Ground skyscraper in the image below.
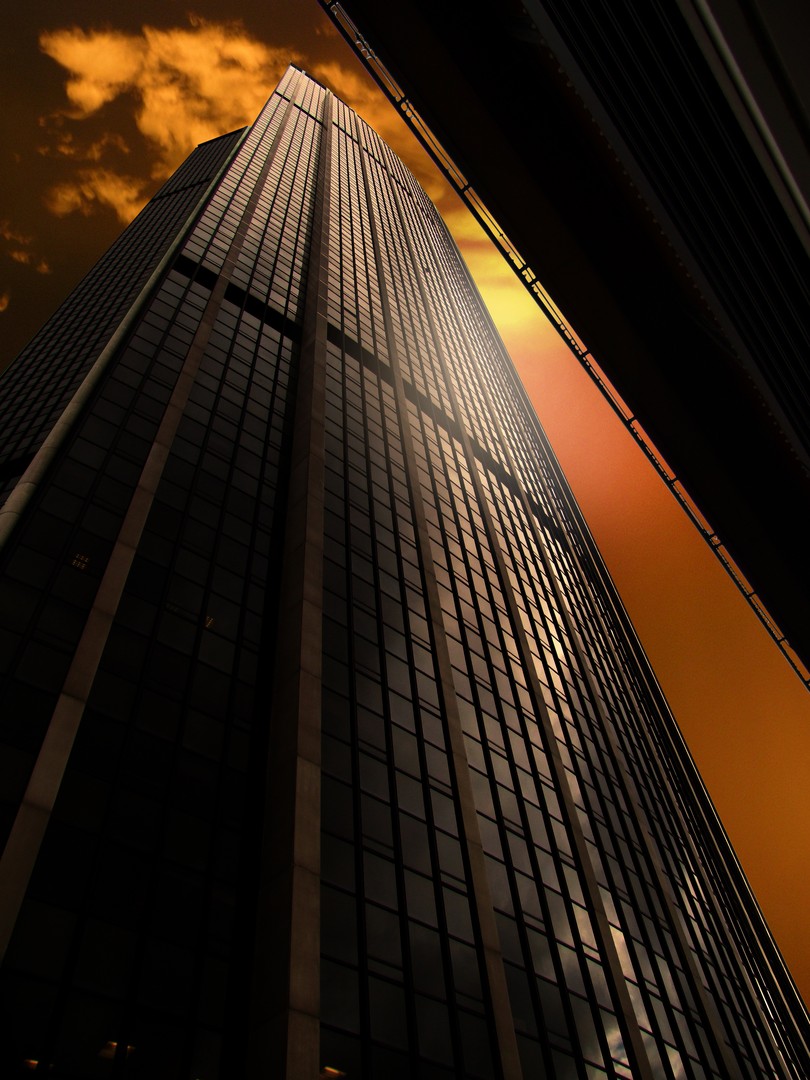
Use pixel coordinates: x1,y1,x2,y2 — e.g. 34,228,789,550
0,63,807,1080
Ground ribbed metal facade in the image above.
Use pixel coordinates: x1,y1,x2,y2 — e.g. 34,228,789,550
0,66,807,1079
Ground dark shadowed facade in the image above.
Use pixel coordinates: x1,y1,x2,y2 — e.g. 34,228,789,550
0,67,808,1079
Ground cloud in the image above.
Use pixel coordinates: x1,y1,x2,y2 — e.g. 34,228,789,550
38,129,130,161
1,221,32,246
40,19,297,180
315,17,339,38
0,293,10,313
1,219,50,272
45,169,147,223
37,20,451,228
39,28,145,115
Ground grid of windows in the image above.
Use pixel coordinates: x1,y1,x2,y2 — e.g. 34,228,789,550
0,130,245,507
0,65,807,1080
0,70,314,1079
393,141,803,1078
320,335,498,1078
398,165,796,1078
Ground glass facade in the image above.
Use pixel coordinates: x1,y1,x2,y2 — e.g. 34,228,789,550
0,66,807,1079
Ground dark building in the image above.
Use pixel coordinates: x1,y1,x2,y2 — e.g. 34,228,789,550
0,66,808,1079
320,0,810,682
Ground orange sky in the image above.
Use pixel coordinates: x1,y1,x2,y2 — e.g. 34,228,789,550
1,1,808,1004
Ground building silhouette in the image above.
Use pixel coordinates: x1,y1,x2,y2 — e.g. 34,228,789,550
0,66,808,1078
321,0,810,682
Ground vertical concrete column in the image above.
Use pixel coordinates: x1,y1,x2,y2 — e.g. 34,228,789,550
247,89,333,1079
